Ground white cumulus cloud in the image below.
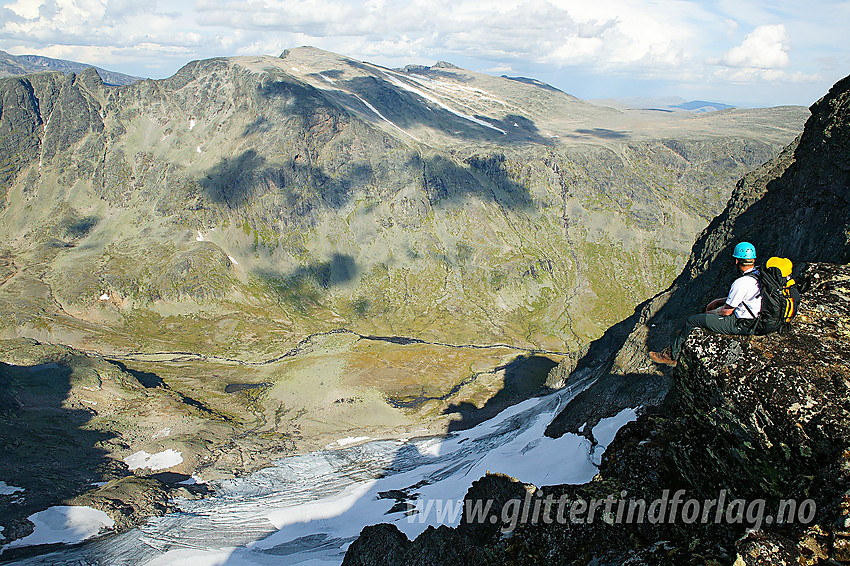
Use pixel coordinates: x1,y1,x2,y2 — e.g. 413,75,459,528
190,0,701,73
712,23,824,86
1,0,205,67
721,24,790,69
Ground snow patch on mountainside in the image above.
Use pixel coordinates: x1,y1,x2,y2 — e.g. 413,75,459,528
0,481,24,495
123,449,183,471
1,506,114,552
380,70,507,135
351,93,420,142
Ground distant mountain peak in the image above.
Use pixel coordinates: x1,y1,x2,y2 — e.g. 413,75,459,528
398,61,461,74
592,96,735,113
0,50,142,86
671,100,735,112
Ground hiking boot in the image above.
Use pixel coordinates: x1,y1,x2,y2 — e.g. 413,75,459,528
649,348,677,367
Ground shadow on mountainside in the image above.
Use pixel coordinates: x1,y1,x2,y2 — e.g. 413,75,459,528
242,116,273,136
199,145,535,217
0,357,117,561
63,215,99,239
199,150,373,212
200,150,267,208
491,114,549,142
258,79,333,117
416,152,535,208
571,128,630,140
254,253,359,314
339,75,556,146
444,355,558,432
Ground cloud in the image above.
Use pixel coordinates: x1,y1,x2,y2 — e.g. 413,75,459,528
1,0,207,66
3,1,189,44
189,0,697,73
710,23,822,85
38,0,58,19
720,24,789,69
0,6,25,24
0,0,736,77
714,66,822,85
0,0,844,105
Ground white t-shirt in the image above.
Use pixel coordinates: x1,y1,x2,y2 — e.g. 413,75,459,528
726,269,762,319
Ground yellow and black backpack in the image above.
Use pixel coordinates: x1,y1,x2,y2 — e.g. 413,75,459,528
743,257,800,335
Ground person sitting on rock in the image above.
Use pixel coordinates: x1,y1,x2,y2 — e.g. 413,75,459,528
649,242,762,367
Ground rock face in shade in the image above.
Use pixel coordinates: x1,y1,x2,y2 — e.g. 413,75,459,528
343,74,850,565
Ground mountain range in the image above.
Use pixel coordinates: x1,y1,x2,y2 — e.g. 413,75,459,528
0,46,807,354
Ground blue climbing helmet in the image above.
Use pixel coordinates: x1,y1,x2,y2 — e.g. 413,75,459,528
732,242,757,260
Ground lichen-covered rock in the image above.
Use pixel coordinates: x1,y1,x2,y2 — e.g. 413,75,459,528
733,530,800,565
674,262,850,501
798,524,831,565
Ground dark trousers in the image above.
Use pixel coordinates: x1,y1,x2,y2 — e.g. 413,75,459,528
671,313,753,359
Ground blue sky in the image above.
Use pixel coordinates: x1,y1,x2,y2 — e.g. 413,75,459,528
1,0,848,107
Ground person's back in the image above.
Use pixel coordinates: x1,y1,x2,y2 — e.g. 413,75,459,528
729,266,762,320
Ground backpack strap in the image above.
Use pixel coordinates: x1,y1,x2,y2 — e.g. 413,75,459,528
739,302,759,335
744,271,762,298
740,271,761,334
